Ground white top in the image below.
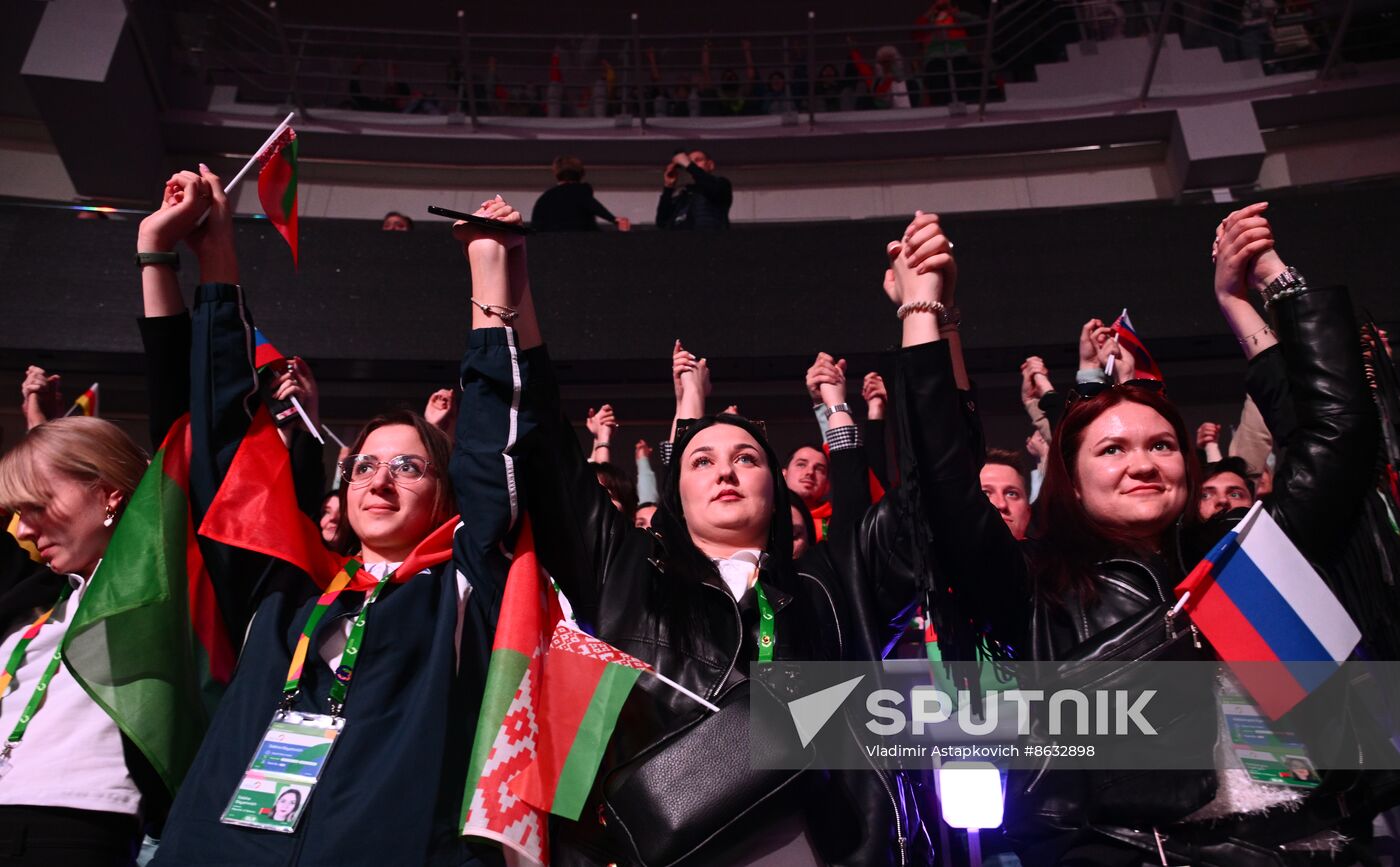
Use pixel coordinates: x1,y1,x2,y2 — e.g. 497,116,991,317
713,550,765,602
0,570,142,815
318,561,471,672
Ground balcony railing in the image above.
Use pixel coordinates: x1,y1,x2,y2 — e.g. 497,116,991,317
178,0,1400,125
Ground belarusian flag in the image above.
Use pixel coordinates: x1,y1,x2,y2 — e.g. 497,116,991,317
62,415,236,794
461,517,561,865
69,382,99,417
197,403,457,592
197,405,343,587
257,127,298,267
510,622,649,820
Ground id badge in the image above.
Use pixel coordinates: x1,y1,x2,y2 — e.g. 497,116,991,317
220,711,345,832
1221,692,1320,789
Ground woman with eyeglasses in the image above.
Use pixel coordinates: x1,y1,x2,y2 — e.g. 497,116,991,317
896,204,1386,865
451,202,976,866
141,174,510,866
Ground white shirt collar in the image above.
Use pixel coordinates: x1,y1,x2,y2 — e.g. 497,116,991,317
711,549,765,602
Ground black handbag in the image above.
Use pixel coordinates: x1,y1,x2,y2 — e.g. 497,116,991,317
1006,601,1219,856
600,678,814,867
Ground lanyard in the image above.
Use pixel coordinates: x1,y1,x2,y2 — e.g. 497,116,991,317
754,581,776,663
0,582,76,755
280,561,391,717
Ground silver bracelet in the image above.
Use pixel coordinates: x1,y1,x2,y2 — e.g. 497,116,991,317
469,297,519,322
1259,267,1308,310
897,299,945,320
1238,324,1274,348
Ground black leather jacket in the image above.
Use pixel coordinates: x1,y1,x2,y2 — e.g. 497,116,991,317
909,286,1380,864
515,344,952,866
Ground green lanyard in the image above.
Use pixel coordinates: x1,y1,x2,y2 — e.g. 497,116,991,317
0,582,76,758
281,568,391,718
754,581,776,663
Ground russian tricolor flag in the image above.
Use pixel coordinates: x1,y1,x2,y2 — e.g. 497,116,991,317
1111,308,1164,382
253,328,285,371
1176,502,1360,719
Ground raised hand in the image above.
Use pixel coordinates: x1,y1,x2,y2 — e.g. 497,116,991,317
862,372,888,420
138,170,212,254
672,340,697,402
270,357,320,428
1026,430,1048,461
807,352,847,408
672,340,709,420
21,365,62,429
1196,422,1220,450
586,404,618,442
1213,202,1283,302
185,164,238,284
1078,319,1112,370
423,388,458,432
1196,421,1223,462
1020,356,1051,403
900,210,956,304
1096,336,1135,383
635,439,653,461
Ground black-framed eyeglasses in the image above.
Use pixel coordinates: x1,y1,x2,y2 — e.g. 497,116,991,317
338,454,432,486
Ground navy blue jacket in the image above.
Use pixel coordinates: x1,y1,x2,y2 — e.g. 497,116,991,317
151,284,512,866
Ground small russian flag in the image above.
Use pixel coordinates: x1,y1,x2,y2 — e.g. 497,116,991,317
253,328,286,371
1111,308,1164,382
1175,502,1360,719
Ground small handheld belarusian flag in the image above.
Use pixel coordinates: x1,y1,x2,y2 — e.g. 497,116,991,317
1111,308,1164,381
462,520,718,863
1175,502,1361,719
64,382,99,417
510,622,651,820
218,113,298,267
462,518,559,864
256,126,298,267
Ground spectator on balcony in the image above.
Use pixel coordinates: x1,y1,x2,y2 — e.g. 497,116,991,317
917,0,982,105
381,212,413,232
531,156,631,233
657,150,732,231
809,63,843,112
762,70,797,115
700,39,759,116
874,45,919,108
762,42,799,115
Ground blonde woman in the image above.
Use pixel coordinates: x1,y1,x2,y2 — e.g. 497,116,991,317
0,416,150,866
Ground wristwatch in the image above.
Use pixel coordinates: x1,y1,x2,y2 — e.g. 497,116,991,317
821,402,851,420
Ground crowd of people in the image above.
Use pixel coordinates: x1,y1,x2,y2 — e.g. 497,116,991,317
319,0,1341,124
3,168,1400,867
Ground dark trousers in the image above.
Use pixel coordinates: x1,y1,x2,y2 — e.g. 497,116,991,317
0,806,139,867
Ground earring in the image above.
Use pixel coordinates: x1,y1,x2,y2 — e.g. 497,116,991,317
103,509,115,528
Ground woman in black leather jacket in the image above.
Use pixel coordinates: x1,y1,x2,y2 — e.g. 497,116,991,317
901,204,1382,865
453,205,964,865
